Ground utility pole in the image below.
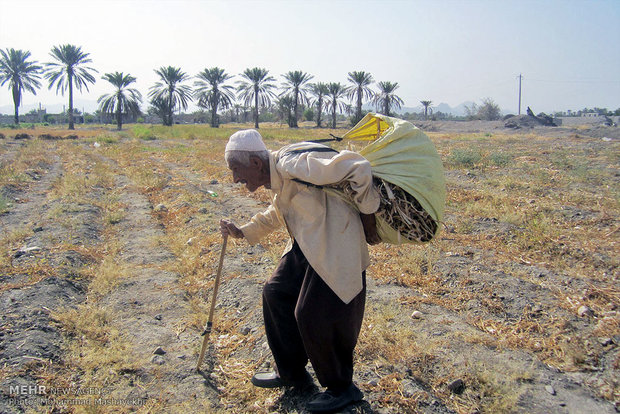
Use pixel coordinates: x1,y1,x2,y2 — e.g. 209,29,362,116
517,74,523,115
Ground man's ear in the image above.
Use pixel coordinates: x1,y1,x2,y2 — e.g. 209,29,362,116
248,155,263,170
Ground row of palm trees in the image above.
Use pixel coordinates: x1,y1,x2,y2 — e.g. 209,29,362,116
0,44,406,130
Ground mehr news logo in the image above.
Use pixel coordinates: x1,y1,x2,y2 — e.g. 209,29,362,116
7,384,147,407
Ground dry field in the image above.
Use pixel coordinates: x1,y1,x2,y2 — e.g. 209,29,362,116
0,121,618,414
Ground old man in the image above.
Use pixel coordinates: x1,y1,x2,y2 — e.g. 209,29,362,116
219,129,380,412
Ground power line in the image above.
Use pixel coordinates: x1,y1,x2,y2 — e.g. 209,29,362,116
527,78,620,84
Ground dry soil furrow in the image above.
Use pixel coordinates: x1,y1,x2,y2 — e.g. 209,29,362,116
85,168,222,410
0,145,99,413
0,137,28,167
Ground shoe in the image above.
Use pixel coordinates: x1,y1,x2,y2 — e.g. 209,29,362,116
251,371,314,389
305,383,364,412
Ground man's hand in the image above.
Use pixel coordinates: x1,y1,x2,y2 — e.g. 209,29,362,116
360,213,381,245
220,219,244,239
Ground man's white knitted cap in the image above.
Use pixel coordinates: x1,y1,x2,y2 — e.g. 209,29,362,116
225,129,267,153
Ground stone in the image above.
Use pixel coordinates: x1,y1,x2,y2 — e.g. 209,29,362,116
154,204,167,212
14,246,41,258
599,337,613,346
577,305,594,317
447,379,465,394
240,327,251,335
151,355,165,365
154,314,162,321
401,379,419,398
531,305,543,314
411,311,423,319
545,385,556,395
153,346,166,355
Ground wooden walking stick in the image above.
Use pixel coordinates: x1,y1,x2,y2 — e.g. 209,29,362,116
196,233,228,371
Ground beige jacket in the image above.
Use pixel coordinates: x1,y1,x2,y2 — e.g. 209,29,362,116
240,142,380,304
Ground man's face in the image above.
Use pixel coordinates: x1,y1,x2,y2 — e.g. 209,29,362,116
228,158,264,192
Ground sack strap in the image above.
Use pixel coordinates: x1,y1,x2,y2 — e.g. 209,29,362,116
285,146,339,155
292,178,326,189
284,145,339,189
306,133,343,143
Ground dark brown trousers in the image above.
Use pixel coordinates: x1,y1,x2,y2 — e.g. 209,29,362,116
262,241,366,391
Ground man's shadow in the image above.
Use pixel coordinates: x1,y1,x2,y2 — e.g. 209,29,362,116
271,385,376,413
198,358,376,413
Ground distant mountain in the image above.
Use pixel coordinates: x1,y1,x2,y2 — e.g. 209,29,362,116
396,101,475,116
0,98,99,115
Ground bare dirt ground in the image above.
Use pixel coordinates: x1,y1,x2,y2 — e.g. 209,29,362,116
0,121,618,414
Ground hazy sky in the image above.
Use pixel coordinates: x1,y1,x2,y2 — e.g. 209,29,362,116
1,0,618,114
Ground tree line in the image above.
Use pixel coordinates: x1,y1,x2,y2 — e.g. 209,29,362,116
0,44,410,130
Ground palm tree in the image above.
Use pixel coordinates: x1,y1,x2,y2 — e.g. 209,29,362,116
44,44,97,130
346,71,374,124
97,72,142,130
420,100,433,119
194,67,235,128
276,95,295,126
280,70,313,128
373,81,404,117
148,96,169,124
236,67,277,129
309,82,328,128
343,103,354,117
148,66,192,126
326,82,347,129
0,49,41,125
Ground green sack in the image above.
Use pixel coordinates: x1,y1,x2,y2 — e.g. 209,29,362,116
342,113,446,245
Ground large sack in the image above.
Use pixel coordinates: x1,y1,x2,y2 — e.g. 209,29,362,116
342,113,446,244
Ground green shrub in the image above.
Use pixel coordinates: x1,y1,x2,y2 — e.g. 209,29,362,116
100,135,119,144
132,125,156,140
0,194,10,214
303,108,315,122
488,152,512,167
448,148,482,167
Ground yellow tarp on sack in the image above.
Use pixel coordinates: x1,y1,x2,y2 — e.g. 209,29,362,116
343,113,446,244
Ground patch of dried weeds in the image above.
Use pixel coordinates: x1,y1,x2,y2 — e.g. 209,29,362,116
7,125,615,413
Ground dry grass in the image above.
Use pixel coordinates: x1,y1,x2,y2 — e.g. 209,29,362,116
97,125,620,411
3,124,617,413
20,134,145,412
443,362,525,414
0,226,31,267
